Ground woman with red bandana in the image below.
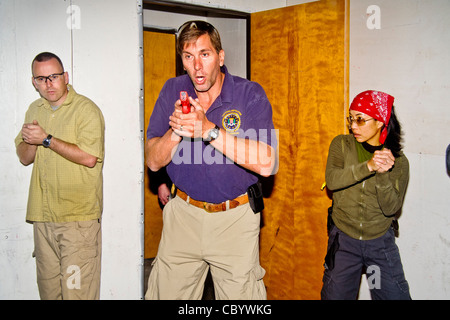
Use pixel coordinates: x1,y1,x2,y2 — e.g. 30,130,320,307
321,90,411,300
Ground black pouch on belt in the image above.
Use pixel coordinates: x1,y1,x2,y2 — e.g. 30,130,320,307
247,181,264,213
327,205,334,236
324,232,339,271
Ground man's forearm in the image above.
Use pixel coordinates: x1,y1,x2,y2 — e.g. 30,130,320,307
16,142,37,166
49,137,98,168
146,129,182,172
210,128,276,177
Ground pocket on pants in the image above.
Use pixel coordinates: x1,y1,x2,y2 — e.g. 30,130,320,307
382,232,410,296
145,258,159,300
324,229,340,271
75,220,100,260
249,265,267,300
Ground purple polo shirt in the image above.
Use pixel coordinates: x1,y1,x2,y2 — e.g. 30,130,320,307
147,66,275,203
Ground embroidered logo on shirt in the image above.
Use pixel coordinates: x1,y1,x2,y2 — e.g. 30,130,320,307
222,110,241,134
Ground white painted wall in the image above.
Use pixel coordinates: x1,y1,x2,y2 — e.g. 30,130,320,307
0,0,144,299
152,0,311,13
1,0,449,300
350,0,450,300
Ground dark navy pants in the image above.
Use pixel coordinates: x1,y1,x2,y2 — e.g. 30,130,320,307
321,225,411,300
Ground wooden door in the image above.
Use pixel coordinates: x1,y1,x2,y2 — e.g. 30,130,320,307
251,0,348,299
143,31,176,258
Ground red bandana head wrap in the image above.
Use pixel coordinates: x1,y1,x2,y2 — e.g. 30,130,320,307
350,90,394,144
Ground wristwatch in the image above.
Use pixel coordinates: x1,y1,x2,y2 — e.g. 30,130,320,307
204,124,220,142
42,134,53,148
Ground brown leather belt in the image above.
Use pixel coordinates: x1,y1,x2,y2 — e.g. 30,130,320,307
176,189,248,213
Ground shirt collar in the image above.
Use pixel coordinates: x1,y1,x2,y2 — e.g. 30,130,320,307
204,65,233,114
37,84,75,109
219,65,233,105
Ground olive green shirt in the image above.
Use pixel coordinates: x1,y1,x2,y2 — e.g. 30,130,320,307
15,85,105,222
325,134,409,240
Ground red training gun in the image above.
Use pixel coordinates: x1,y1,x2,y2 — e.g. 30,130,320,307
180,91,190,114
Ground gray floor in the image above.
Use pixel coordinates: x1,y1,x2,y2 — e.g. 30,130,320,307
144,258,215,300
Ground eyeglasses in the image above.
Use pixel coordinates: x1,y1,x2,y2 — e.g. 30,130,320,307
347,116,376,126
33,72,65,85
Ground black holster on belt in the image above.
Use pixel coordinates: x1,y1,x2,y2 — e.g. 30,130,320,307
247,181,264,213
391,219,399,237
327,205,334,236
324,232,339,271
324,204,339,271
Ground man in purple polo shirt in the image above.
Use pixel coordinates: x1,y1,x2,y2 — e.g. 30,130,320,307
145,20,276,300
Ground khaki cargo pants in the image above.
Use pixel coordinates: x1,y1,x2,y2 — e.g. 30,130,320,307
145,196,267,300
33,219,102,300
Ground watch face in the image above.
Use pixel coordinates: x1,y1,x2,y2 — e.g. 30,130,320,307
43,135,52,147
211,129,219,139
205,125,219,142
